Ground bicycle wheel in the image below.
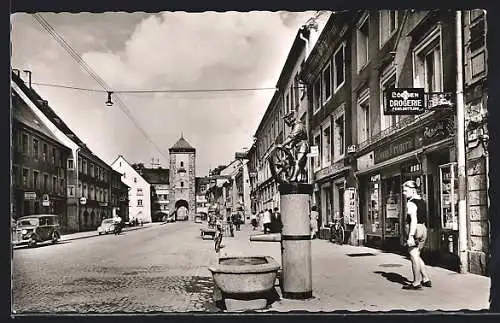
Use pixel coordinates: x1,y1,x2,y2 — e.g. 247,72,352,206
336,226,345,245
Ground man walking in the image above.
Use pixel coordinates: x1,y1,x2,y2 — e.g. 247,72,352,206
270,207,282,233
402,180,431,290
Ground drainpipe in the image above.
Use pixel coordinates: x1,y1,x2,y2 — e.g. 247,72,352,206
75,147,81,232
455,10,469,274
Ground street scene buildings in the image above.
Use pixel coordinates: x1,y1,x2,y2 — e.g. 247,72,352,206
10,9,494,313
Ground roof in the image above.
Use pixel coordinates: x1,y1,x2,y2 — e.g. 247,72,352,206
169,135,195,152
11,72,111,168
141,168,170,184
12,92,70,150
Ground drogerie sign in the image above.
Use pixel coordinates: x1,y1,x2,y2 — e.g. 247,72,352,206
385,88,425,115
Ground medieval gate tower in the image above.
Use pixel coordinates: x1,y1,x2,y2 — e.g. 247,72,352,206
168,135,196,221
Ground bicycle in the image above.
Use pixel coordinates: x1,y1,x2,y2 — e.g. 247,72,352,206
329,218,346,245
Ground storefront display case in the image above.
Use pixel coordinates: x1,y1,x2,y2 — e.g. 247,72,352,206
366,174,381,236
382,176,401,238
439,162,458,231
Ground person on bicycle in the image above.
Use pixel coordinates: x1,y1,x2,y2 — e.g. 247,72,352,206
214,217,223,253
280,111,309,182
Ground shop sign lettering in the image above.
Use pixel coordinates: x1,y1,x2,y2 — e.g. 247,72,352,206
314,160,346,181
385,88,425,115
374,133,423,164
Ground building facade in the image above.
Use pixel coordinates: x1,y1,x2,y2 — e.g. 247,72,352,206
252,27,311,214
12,71,117,233
300,12,359,243
11,88,71,232
168,136,196,221
111,155,152,223
195,177,210,219
141,167,170,222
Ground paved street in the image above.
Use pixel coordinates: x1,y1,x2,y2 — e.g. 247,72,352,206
12,221,491,313
12,222,221,313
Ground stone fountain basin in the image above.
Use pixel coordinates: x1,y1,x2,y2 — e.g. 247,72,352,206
208,256,280,295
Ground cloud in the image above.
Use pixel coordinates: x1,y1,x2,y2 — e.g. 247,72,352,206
11,11,315,175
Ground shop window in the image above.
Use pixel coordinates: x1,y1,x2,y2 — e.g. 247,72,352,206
379,10,398,47
357,13,370,71
367,174,381,234
357,88,370,143
382,176,401,237
413,26,443,93
322,62,332,103
333,43,346,91
439,163,458,230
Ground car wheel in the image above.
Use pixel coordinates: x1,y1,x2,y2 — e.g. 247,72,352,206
52,231,60,244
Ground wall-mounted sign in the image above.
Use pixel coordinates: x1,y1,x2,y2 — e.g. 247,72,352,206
374,133,424,164
347,145,357,154
24,192,36,200
80,197,87,205
343,188,357,225
385,88,425,115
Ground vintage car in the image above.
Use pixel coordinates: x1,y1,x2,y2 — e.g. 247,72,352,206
97,218,116,235
13,214,61,247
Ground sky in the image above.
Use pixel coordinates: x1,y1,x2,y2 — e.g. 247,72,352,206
11,11,329,176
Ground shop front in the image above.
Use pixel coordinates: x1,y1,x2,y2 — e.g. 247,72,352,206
356,114,458,261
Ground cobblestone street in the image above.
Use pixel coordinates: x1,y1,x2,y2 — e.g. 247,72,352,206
12,222,222,313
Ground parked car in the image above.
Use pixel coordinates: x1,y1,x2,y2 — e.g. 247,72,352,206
13,214,61,247
97,218,116,235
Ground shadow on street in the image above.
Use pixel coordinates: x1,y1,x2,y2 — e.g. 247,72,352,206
373,271,411,286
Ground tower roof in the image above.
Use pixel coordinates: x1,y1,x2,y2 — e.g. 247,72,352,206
169,135,195,153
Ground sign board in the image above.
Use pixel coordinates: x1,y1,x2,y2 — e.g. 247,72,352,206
374,133,423,164
80,197,87,205
42,200,50,207
343,188,357,225
385,88,425,115
24,192,36,200
308,146,319,158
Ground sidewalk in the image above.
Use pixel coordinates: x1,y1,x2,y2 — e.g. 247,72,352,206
219,224,491,312
60,222,160,242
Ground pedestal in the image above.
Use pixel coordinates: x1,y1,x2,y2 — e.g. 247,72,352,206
279,183,313,299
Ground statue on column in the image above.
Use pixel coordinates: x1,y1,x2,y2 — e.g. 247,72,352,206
269,111,309,184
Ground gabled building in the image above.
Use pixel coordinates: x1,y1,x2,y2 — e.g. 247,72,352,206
141,166,170,222
11,87,71,231
12,71,119,232
110,155,152,223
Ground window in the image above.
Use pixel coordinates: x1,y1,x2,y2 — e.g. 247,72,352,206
33,138,39,158
313,78,321,113
322,121,331,168
333,43,346,92
90,185,94,200
137,199,143,207
12,166,18,187
90,164,94,177
181,181,184,188
23,168,29,188
470,9,484,22
358,89,370,143
380,10,398,46
82,160,87,174
60,179,64,194
357,13,370,71
78,181,82,197
42,143,48,161
294,72,300,108
134,177,137,183
123,172,126,179
67,158,74,170
67,185,75,197
381,66,400,130
52,148,57,164
333,106,345,160
83,184,88,198
33,171,39,190
413,26,443,93
322,63,332,103
22,133,28,154
52,176,57,193
313,130,321,171
137,188,143,195
78,157,82,172
285,93,290,115
180,161,184,167
43,174,49,191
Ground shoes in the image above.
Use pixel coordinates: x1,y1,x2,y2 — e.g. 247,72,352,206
402,284,422,290
421,280,432,287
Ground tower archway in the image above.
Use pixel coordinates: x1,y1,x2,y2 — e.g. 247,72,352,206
174,199,189,221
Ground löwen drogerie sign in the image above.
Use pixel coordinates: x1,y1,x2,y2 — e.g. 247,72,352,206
385,88,425,115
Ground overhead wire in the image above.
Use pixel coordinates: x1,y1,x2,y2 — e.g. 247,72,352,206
32,13,170,160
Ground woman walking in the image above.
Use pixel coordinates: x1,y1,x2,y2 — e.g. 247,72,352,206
402,180,432,290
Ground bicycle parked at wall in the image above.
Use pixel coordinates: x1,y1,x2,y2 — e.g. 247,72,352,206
329,217,346,245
